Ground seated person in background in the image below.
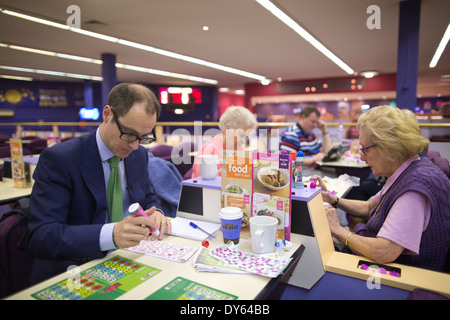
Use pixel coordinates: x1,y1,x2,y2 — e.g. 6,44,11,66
279,105,332,165
321,105,450,272
147,152,182,218
191,106,257,178
28,83,172,284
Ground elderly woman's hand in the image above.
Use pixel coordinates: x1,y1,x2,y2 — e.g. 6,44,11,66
314,175,327,191
321,191,336,205
325,207,341,233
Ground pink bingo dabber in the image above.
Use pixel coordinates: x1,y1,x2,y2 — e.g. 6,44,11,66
128,203,160,236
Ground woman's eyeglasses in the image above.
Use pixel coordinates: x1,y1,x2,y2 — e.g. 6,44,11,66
360,144,377,155
111,109,156,144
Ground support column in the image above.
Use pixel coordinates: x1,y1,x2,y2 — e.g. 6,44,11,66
396,0,421,111
101,53,117,108
84,80,94,108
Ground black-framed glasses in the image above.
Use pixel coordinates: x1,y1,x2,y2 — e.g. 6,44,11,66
111,108,157,144
360,144,377,155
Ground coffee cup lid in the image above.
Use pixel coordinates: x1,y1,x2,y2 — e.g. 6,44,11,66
219,207,243,219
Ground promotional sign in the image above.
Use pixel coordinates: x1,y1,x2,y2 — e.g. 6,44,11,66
252,152,292,241
9,139,26,188
221,150,252,227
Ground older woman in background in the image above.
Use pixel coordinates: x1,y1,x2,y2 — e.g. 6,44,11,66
322,105,450,272
191,106,257,178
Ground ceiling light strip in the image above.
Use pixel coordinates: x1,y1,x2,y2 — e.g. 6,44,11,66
255,0,354,75
429,23,450,68
1,9,70,30
117,39,266,80
0,74,33,81
0,65,103,81
1,42,218,84
0,8,267,82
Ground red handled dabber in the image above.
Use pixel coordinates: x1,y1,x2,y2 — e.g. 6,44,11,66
128,203,160,236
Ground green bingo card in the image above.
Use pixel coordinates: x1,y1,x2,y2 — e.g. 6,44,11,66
146,277,238,300
32,256,161,300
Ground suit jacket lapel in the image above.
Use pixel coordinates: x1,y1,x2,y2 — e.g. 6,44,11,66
80,131,108,222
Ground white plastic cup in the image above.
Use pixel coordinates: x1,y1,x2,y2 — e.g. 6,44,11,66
199,155,219,180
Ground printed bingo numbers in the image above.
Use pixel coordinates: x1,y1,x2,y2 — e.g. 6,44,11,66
32,256,161,300
210,242,291,278
146,277,237,300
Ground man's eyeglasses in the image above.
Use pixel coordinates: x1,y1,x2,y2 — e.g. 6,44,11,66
111,108,156,144
360,144,377,155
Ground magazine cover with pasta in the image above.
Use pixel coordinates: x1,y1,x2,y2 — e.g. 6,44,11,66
221,150,253,227
252,152,292,241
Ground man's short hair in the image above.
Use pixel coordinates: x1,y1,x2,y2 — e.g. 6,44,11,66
108,83,161,118
299,105,320,118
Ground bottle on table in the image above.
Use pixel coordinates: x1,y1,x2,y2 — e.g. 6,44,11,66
293,151,304,189
290,152,296,185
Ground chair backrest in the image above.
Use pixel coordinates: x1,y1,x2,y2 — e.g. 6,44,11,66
0,198,35,299
172,142,195,177
183,167,193,180
27,138,48,154
0,137,10,146
148,144,173,161
427,150,450,178
0,145,11,158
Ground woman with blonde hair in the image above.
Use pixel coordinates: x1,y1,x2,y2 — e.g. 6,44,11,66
191,106,257,178
322,105,450,272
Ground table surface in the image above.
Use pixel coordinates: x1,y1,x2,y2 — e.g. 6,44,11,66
316,157,369,168
6,228,305,300
0,178,33,205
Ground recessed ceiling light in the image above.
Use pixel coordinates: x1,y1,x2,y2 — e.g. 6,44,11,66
202,26,209,31
360,71,378,78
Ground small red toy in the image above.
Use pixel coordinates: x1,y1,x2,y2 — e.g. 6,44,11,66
202,240,209,248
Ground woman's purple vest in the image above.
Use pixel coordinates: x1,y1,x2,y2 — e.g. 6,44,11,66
354,157,450,272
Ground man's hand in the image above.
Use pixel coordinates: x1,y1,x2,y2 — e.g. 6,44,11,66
145,207,172,241
317,119,328,132
302,152,326,165
113,206,172,248
112,215,151,248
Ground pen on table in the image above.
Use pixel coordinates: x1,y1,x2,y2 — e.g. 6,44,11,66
189,222,216,239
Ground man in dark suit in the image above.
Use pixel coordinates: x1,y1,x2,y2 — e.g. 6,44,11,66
28,83,171,284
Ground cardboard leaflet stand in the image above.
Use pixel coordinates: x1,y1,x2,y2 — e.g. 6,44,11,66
221,150,292,242
221,150,253,228
251,152,292,241
9,139,27,188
